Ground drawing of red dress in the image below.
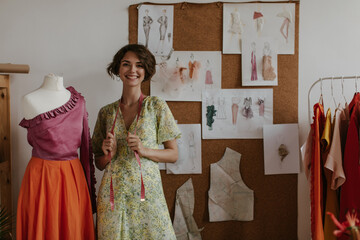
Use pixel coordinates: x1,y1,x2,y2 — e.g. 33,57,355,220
251,51,257,81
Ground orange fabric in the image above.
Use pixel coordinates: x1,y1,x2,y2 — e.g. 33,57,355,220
16,157,95,240
311,103,325,240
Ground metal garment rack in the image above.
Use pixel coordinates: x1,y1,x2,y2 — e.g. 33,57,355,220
308,75,359,124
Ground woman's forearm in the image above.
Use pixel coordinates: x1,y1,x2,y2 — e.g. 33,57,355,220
95,155,110,171
142,147,178,163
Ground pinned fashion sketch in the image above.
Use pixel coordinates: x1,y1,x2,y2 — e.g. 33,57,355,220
277,6,292,43
138,5,174,56
151,51,222,101
173,179,203,239
250,42,258,81
262,41,277,80
253,11,264,36
202,89,273,139
166,124,202,174
143,9,153,48
156,9,168,54
208,148,254,222
242,37,278,86
205,60,214,89
222,3,296,54
263,124,300,175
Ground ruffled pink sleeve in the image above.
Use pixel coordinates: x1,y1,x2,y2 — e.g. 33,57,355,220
80,101,97,213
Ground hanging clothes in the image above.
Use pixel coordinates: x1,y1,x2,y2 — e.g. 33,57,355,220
339,93,360,226
310,103,325,240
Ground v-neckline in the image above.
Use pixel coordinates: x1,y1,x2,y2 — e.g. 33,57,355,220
118,96,148,133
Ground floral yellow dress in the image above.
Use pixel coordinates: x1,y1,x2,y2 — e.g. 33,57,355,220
92,96,181,240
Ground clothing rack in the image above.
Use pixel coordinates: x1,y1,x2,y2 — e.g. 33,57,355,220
308,75,359,124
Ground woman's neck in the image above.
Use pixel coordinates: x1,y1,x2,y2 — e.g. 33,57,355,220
40,74,66,91
121,88,142,106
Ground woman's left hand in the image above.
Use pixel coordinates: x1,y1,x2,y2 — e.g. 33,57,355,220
127,132,147,157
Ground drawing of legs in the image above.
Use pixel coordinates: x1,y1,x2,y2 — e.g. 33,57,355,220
231,97,240,125
242,97,253,119
257,98,264,116
277,8,292,43
188,131,196,170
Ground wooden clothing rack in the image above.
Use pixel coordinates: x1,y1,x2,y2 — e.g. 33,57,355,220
308,75,359,124
0,63,29,234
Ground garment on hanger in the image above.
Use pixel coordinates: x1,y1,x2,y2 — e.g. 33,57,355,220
321,109,337,240
16,87,96,240
173,178,203,240
339,93,360,227
310,103,325,240
208,148,254,222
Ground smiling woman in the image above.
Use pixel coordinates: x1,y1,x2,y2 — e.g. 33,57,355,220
92,44,181,240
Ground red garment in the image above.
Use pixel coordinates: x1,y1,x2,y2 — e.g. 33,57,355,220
311,103,325,240
253,11,263,19
339,93,360,226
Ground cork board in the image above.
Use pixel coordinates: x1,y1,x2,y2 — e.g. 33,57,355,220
129,2,299,239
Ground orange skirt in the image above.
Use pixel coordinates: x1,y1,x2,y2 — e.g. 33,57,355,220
16,157,95,240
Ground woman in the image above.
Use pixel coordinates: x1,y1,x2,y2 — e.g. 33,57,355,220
92,44,181,239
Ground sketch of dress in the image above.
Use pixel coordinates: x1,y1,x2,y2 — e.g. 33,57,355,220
188,132,196,170
156,9,168,54
216,97,226,119
242,97,253,119
228,9,243,35
143,10,153,48
163,59,186,96
188,55,201,81
205,60,213,89
257,98,265,116
262,42,276,81
250,42,257,81
277,8,292,42
253,11,264,36
231,97,240,125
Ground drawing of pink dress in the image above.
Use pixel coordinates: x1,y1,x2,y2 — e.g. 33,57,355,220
257,98,264,116
205,70,213,85
251,52,257,81
189,61,201,80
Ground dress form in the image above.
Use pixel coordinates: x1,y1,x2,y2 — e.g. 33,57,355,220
22,73,71,120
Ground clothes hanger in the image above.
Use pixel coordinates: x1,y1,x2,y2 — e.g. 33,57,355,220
318,77,323,105
341,76,347,106
331,76,337,109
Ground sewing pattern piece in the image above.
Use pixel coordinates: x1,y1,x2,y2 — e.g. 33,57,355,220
208,148,254,222
173,178,203,240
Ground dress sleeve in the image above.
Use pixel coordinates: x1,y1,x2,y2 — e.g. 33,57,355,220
80,101,97,213
92,107,107,158
155,97,181,144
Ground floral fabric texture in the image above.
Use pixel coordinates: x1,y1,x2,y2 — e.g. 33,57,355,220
92,96,181,240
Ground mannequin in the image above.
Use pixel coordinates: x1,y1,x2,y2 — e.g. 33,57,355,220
22,73,71,119
17,73,96,239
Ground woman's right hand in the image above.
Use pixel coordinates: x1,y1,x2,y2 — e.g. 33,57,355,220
102,132,117,158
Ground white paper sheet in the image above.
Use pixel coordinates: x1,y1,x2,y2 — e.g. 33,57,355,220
151,51,222,101
223,3,295,54
166,124,202,174
138,5,174,57
242,37,278,86
202,89,273,139
263,124,300,175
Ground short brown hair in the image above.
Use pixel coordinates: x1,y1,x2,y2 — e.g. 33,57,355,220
107,44,156,82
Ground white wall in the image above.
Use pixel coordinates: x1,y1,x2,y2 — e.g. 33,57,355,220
2,0,358,239
299,1,360,239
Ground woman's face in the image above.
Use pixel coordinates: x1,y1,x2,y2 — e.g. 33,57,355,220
118,51,145,88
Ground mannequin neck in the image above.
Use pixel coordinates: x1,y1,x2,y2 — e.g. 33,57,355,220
40,74,66,91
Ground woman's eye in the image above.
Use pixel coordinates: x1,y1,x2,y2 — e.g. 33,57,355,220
137,65,144,68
